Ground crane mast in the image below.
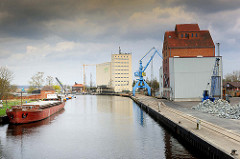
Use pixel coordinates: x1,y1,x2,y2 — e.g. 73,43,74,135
210,58,221,99
82,64,96,92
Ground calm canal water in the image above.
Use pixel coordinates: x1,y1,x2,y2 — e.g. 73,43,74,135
0,95,199,159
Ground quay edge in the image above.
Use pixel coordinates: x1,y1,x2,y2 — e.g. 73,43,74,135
129,95,236,159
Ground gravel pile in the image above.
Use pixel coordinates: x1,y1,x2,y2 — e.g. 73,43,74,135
192,99,240,119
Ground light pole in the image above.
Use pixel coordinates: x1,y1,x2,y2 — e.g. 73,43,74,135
216,43,220,56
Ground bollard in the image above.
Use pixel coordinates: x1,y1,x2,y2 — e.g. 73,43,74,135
231,149,238,156
196,119,201,130
158,102,161,112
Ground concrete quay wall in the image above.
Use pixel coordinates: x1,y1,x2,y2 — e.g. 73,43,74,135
130,95,237,159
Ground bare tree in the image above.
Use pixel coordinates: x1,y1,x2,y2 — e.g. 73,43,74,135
29,72,44,89
224,70,240,82
46,76,54,86
0,67,13,100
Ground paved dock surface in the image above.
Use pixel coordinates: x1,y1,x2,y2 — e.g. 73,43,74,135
163,99,240,134
133,95,240,158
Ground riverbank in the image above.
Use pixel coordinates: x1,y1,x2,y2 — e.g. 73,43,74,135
130,94,240,159
0,99,37,124
0,99,34,117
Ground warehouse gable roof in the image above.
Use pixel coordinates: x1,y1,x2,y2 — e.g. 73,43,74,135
73,83,84,87
223,82,240,88
165,24,215,49
175,24,200,32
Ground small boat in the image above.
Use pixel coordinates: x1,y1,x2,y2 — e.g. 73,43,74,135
6,96,65,124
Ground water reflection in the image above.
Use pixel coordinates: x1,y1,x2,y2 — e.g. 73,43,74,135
0,95,199,159
97,96,133,116
132,103,146,127
7,109,65,136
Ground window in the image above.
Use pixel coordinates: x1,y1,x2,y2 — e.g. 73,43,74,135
196,33,198,37
181,34,183,38
185,33,188,38
192,33,194,37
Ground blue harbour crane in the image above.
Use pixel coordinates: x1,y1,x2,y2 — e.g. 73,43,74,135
133,47,163,96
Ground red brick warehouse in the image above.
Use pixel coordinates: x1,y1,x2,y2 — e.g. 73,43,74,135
162,24,215,88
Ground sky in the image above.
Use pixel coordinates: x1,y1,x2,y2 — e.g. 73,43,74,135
0,0,240,86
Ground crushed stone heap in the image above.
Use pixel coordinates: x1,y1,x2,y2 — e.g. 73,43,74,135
192,99,240,119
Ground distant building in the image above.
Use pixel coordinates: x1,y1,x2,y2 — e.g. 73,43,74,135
96,85,114,94
96,48,133,93
111,50,132,92
223,82,240,97
41,86,55,99
160,24,222,101
72,83,84,93
96,62,112,87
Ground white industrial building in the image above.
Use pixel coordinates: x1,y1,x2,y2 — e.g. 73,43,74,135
96,49,133,93
111,52,132,92
96,62,112,87
160,56,222,101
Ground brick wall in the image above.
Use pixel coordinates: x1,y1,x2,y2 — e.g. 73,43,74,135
170,48,215,57
41,90,55,99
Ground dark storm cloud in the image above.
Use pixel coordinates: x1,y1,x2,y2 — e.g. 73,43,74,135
0,0,239,44
0,0,82,39
1,0,238,41
0,0,173,41
175,0,240,13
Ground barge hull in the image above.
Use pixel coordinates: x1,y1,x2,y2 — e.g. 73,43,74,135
7,102,65,124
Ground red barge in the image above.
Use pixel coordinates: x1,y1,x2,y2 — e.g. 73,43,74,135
6,99,65,124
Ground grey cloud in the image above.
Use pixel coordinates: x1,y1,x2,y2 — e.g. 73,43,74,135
0,0,171,41
176,0,240,13
1,0,240,41
1,0,240,86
